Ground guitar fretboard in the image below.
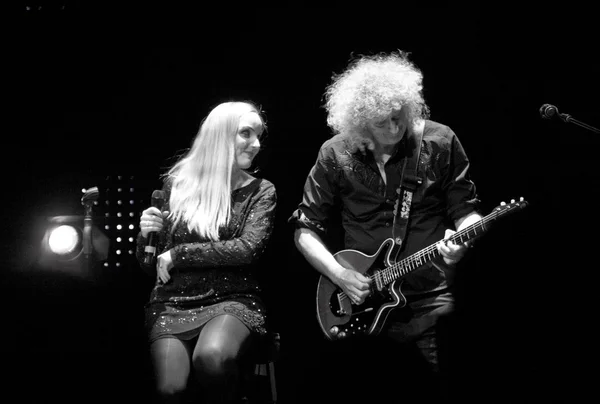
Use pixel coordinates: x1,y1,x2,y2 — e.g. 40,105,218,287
372,200,525,288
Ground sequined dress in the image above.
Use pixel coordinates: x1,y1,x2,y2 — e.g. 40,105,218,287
136,177,277,343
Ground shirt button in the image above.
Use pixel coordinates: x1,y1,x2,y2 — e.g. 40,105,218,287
385,222,391,227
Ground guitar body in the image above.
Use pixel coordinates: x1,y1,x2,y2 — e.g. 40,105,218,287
316,238,407,341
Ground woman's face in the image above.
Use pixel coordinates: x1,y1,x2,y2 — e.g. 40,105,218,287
366,108,408,148
234,111,263,169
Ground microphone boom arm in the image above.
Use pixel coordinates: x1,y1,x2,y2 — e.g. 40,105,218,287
542,104,600,134
559,113,600,134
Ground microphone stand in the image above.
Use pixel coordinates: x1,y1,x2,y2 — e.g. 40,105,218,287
81,187,99,272
557,111,600,134
82,202,93,260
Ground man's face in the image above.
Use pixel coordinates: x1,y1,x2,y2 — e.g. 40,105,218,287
366,108,408,147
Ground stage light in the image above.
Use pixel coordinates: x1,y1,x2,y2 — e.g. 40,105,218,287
36,186,111,278
102,174,147,269
47,224,81,256
37,215,110,276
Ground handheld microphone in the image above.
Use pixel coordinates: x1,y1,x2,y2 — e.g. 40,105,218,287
540,104,558,119
143,190,166,265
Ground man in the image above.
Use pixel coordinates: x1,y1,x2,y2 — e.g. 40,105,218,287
289,51,482,402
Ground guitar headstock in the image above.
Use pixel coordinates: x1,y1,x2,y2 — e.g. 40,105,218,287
494,197,528,215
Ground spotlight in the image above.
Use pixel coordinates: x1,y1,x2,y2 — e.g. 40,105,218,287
38,215,110,273
36,185,110,278
48,224,81,256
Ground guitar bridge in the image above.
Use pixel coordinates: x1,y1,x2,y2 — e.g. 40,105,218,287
336,293,347,315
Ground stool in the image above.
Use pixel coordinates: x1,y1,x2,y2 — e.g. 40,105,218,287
242,332,280,404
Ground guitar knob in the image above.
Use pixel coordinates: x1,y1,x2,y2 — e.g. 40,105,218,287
338,331,347,339
329,326,339,336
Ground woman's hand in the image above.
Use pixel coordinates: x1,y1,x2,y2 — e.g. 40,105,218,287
156,250,174,284
139,207,169,238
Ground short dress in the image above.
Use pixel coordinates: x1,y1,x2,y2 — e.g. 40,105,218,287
136,177,277,343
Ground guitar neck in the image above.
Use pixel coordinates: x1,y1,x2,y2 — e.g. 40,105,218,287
377,210,498,287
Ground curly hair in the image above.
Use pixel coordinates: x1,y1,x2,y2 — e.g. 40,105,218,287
324,50,430,148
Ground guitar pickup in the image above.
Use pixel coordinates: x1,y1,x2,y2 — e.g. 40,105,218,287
374,273,384,291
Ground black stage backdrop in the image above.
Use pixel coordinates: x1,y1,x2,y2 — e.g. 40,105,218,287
3,3,598,403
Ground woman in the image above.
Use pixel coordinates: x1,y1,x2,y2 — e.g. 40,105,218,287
136,101,277,403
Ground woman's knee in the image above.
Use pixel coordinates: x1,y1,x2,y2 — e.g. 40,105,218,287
155,376,187,398
149,338,192,398
193,342,236,376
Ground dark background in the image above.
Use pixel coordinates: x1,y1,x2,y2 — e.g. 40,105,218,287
3,2,598,403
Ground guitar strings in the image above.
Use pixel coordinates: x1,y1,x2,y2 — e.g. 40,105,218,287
375,209,502,284
335,203,520,305
338,215,490,303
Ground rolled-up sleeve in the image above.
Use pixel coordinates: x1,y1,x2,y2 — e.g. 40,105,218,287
444,132,481,222
289,147,340,240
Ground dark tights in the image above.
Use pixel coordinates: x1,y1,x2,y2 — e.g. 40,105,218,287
150,314,253,404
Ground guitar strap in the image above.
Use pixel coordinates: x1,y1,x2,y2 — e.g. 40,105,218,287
391,120,425,249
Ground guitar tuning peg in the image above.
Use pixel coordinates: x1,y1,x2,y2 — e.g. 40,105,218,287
520,197,524,201
500,201,506,206
511,199,515,203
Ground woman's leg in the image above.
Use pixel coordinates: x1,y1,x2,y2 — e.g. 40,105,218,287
149,337,192,404
192,314,254,404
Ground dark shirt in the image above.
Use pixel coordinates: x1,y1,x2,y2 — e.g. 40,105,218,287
289,120,480,295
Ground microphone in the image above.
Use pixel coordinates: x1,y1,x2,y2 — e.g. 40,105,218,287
538,103,600,133
143,190,166,265
540,103,558,119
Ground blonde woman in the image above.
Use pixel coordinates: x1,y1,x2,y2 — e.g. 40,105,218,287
137,101,276,403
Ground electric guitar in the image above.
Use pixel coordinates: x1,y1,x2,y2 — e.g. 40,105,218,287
316,197,528,341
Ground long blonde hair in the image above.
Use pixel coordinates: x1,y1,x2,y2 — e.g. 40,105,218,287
165,101,263,241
